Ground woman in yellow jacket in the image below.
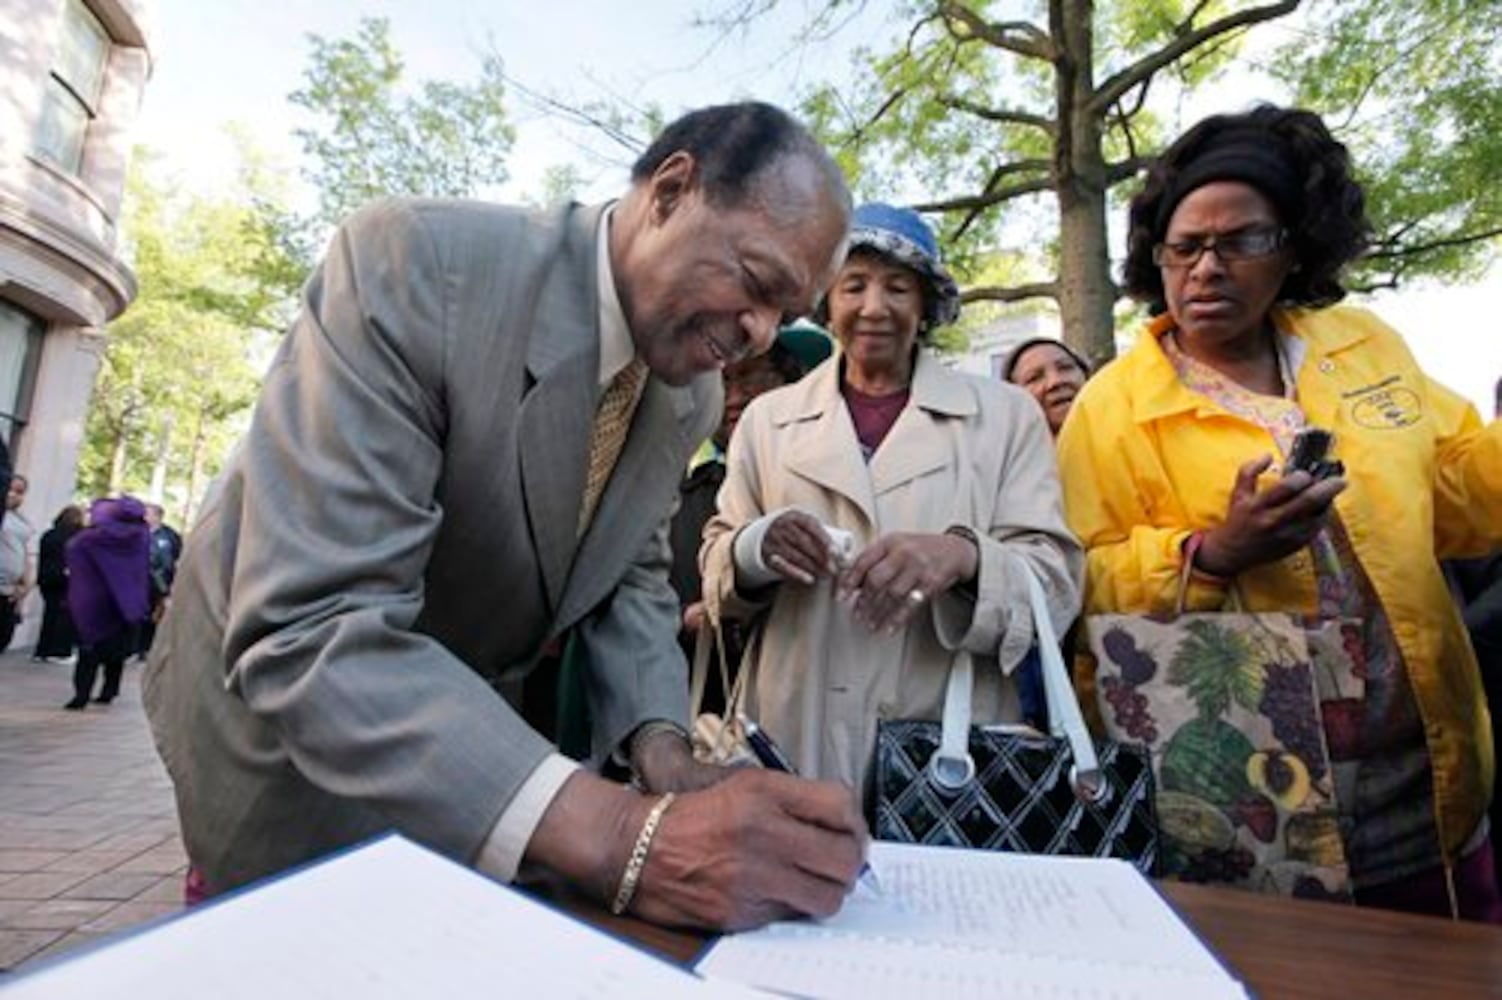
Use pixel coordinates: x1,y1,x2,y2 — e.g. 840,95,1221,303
1059,105,1502,921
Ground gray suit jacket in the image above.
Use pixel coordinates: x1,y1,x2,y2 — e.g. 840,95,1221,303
143,198,720,891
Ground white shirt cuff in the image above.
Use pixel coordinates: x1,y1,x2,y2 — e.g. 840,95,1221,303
474,753,580,882
732,508,789,589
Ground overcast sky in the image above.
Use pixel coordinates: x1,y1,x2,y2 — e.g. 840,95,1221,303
130,0,1500,414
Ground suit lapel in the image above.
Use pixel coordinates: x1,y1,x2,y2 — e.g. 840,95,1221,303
557,378,696,627
517,204,604,613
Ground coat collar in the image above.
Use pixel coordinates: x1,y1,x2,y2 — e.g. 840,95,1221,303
774,348,975,528
775,345,978,424
1126,306,1377,425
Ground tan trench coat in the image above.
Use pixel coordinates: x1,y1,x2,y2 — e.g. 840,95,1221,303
701,350,1083,795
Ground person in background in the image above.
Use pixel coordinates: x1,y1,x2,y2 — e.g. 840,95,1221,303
0,435,11,531
33,504,84,663
0,473,34,652
1003,337,1091,438
138,502,183,655
1059,105,1502,921
143,101,868,930
1444,374,1502,876
669,324,831,712
701,201,1082,796
64,496,151,709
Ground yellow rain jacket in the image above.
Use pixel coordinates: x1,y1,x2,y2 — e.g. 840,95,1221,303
1059,304,1502,862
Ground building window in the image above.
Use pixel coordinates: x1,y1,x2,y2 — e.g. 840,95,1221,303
34,0,111,175
0,303,45,449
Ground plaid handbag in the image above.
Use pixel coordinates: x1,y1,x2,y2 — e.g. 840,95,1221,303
872,565,1159,874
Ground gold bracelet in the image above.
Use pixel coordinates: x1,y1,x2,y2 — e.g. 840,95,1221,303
609,792,676,916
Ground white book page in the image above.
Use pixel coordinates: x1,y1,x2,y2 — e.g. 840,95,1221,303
6,837,767,1000
698,843,1249,1000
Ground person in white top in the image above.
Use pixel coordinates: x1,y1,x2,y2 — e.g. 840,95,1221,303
0,472,35,652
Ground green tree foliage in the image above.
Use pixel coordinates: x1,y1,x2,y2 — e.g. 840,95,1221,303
791,0,1305,366
289,17,515,237
526,164,586,209
76,155,266,520
1278,0,1502,291
80,17,523,519
749,0,1501,364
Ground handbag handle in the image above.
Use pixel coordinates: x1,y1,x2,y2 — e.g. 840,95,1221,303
688,622,712,718
688,603,754,722
933,560,1104,802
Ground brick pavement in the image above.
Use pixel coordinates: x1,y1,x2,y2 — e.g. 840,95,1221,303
0,649,187,973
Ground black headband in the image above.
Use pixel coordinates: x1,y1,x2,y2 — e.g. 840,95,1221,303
1003,337,1091,381
1154,137,1301,237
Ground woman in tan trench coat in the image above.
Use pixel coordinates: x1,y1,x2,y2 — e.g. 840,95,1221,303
700,203,1083,797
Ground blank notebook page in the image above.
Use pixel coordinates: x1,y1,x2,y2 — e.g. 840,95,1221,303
5,836,768,1000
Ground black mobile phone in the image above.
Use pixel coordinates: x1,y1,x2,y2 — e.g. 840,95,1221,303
1285,427,1344,480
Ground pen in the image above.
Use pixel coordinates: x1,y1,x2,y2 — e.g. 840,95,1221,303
743,718,799,774
739,717,882,896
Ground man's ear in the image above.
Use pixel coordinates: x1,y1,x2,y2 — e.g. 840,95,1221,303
648,151,698,223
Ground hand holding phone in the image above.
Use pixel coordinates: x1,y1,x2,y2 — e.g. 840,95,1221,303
1196,453,1348,577
1284,427,1344,481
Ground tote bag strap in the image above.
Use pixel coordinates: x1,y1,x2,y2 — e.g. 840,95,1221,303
933,559,1103,801
689,620,714,719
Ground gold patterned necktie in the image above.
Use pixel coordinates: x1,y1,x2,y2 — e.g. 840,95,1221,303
578,358,649,536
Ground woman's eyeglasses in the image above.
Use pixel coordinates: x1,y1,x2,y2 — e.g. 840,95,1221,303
1152,227,1288,268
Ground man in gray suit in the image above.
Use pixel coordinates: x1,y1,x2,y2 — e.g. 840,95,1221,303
144,103,864,930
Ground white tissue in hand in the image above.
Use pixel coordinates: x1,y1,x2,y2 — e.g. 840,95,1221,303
823,526,856,567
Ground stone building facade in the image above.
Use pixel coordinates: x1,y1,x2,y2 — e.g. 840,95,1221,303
0,0,152,642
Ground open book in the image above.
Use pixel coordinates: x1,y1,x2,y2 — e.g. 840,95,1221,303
4,835,765,999
698,842,1251,1000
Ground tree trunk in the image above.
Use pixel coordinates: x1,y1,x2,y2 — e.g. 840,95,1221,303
107,428,129,494
149,412,173,501
183,409,208,527
1052,0,1117,368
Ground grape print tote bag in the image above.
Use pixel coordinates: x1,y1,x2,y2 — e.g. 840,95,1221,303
1084,585,1360,900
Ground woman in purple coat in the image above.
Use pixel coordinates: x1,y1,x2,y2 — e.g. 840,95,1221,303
64,497,150,709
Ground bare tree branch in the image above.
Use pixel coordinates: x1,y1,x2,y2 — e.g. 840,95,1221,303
1379,218,1422,245
1346,277,1399,294
1364,225,1502,261
502,74,646,156
1105,77,1153,166
960,282,1060,304
1177,0,1216,34
912,173,1054,214
938,95,1055,134
1107,156,1151,183
860,87,910,136
690,0,779,33
939,1,1056,62
1090,0,1300,115
947,159,1055,239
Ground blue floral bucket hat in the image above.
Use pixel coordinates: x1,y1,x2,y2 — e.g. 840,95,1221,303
844,202,962,329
